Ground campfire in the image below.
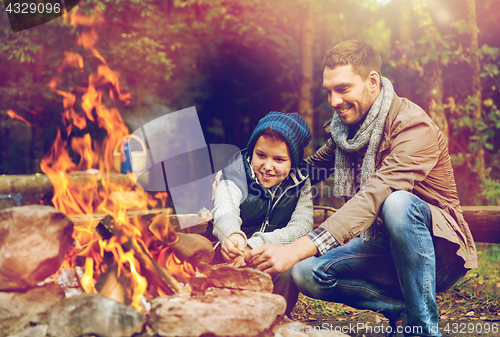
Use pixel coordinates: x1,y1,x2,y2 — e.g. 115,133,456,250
0,10,292,337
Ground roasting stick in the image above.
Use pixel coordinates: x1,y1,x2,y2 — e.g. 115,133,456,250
211,221,246,256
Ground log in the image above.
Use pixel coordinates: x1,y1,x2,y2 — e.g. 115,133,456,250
96,215,190,296
462,206,500,243
0,173,135,195
2,173,498,243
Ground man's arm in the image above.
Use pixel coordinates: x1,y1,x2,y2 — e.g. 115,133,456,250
305,137,336,185
321,117,441,245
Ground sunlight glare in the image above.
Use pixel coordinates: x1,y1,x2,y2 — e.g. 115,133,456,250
376,0,391,6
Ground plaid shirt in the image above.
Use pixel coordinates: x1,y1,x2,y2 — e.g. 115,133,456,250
307,227,339,256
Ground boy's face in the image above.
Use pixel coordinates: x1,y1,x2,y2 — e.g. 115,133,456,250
251,135,291,188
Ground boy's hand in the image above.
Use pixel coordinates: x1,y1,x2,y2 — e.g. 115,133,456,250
211,170,223,200
227,253,248,268
221,233,246,262
245,236,318,273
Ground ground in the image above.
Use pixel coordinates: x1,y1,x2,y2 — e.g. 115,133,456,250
290,277,500,337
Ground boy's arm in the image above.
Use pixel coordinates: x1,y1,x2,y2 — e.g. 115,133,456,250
212,180,247,244
306,138,336,185
246,178,314,248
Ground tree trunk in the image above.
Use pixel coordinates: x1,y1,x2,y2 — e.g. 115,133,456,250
393,0,413,99
298,4,315,158
413,0,449,142
467,0,486,181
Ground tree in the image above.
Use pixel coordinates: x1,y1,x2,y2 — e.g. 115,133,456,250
412,0,449,142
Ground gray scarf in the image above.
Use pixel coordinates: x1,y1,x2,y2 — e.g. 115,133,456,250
331,76,394,241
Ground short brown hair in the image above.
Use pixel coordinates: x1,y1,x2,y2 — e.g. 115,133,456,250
260,126,286,143
323,40,382,79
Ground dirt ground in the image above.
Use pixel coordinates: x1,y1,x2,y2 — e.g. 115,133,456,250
291,291,500,337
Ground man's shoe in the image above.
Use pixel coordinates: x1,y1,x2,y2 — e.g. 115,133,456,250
386,315,407,337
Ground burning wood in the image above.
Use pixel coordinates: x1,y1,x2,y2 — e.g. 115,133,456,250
95,215,190,298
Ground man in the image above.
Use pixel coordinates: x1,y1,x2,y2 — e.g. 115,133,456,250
244,40,477,337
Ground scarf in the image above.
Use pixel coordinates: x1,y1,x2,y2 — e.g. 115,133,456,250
330,76,394,242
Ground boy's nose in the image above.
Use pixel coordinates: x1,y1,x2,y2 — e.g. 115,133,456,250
263,159,274,171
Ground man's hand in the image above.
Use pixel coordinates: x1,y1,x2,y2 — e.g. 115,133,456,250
221,233,246,262
211,170,223,200
244,236,319,274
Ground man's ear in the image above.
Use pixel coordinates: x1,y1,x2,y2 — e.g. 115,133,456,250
368,71,381,93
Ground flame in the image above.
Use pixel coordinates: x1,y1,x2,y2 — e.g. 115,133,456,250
4,10,202,310
80,257,97,293
106,237,147,311
157,247,196,285
7,110,33,127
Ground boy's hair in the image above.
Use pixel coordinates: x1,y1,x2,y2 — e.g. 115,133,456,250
323,40,382,79
247,111,311,169
260,126,286,143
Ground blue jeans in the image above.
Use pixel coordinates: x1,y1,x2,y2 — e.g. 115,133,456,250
292,191,467,337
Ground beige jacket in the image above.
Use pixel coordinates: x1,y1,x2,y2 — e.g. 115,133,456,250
309,95,478,269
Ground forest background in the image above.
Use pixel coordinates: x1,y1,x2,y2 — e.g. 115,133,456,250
1,0,499,208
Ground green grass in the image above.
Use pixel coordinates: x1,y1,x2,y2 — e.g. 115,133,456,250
291,294,349,321
446,243,500,315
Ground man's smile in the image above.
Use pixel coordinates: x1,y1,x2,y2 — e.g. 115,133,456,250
336,104,353,116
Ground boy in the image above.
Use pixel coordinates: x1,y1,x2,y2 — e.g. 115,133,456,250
210,111,314,314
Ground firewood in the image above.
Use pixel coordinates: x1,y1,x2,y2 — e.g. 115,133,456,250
96,215,190,296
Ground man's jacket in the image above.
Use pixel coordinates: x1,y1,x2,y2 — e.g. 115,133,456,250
308,95,478,269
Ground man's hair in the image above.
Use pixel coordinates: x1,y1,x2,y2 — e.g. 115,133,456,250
323,40,382,79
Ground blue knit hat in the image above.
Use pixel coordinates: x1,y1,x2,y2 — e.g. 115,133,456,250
247,111,312,168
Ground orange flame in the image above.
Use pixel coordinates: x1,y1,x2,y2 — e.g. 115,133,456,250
7,110,32,127
6,11,201,311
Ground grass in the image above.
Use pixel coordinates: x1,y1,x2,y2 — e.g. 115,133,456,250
442,243,500,316
291,294,350,321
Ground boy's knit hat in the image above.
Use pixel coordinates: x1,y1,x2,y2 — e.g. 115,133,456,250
247,111,312,168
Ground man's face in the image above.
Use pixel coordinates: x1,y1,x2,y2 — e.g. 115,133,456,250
251,135,291,188
322,64,380,126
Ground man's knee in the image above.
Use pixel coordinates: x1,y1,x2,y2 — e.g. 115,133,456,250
381,191,431,233
291,258,312,288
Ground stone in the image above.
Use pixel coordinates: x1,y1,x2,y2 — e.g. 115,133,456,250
0,205,74,291
46,293,146,337
197,262,273,292
0,283,64,337
6,324,48,337
149,288,286,337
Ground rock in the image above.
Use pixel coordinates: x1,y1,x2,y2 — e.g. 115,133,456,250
150,288,286,336
0,283,64,337
6,324,48,337
197,262,273,292
0,205,74,291
46,293,146,337
274,322,350,337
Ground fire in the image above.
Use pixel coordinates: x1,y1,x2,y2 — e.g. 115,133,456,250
7,10,201,310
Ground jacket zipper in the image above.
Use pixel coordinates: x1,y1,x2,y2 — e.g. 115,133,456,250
258,172,308,233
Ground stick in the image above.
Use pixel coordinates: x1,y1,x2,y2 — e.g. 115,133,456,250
211,221,245,256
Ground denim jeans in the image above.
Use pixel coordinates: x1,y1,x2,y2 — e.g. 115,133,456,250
292,191,468,337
